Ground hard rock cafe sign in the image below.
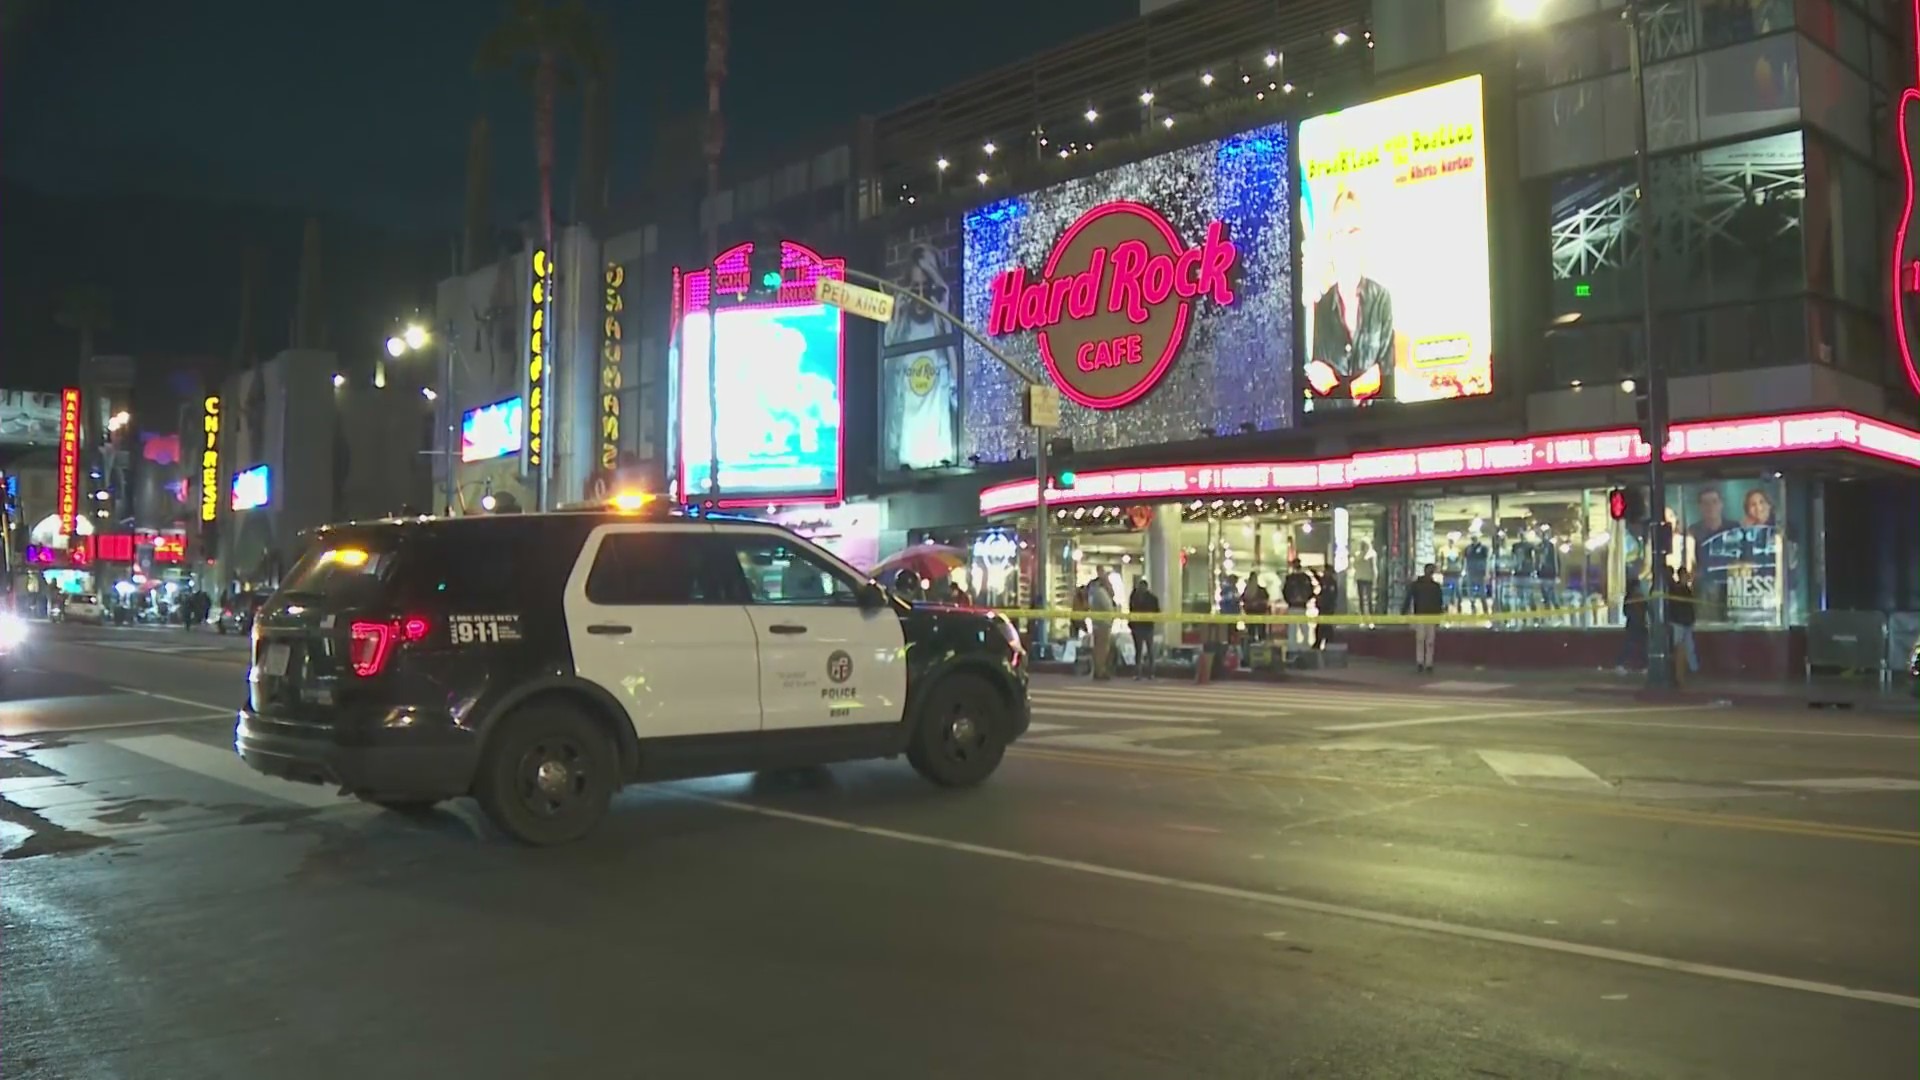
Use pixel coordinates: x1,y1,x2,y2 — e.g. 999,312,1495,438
986,200,1239,410
1893,2,1920,397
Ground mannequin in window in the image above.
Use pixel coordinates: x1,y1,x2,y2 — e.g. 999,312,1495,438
1353,539,1378,615
1463,535,1491,614
1537,531,1562,613
1510,529,1539,614
1440,539,1464,612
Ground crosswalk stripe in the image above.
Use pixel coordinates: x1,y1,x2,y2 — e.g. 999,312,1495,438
1475,749,1609,789
1034,708,1278,724
1032,695,1328,718
109,735,347,808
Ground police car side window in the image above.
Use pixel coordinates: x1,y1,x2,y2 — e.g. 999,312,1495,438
724,536,858,606
586,533,711,605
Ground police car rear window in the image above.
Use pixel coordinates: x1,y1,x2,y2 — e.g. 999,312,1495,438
279,536,402,606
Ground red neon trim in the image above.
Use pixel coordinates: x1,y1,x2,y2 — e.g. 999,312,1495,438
976,409,1920,515
1029,200,1195,410
1894,87,1920,397
672,241,848,506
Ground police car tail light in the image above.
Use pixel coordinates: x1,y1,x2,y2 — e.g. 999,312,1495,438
348,621,396,677
349,614,435,677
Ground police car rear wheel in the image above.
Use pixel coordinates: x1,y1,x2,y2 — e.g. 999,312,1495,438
907,673,1007,788
475,705,616,846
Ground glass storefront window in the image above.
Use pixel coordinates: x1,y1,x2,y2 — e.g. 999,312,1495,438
1626,476,1794,628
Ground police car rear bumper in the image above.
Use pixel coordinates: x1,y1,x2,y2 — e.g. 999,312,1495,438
236,708,479,801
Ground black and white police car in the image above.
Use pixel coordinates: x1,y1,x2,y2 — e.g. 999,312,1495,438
234,504,1030,845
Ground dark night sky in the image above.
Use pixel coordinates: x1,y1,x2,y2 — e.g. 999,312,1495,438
2,0,1136,231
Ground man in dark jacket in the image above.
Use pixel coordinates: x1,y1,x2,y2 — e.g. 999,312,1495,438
1128,578,1161,681
1402,562,1445,673
1668,567,1699,683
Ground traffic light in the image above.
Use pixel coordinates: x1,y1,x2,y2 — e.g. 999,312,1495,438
1046,436,1076,489
746,228,785,296
1607,486,1646,523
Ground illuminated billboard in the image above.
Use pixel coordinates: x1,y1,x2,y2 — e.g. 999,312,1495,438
461,396,525,463
230,465,270,512
1298,74,1492,410
56,387,80,536
958,123,1293,464
674,240,846,505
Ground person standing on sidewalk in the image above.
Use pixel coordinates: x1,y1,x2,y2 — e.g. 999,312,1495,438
1402,562,1444,673
1615,576,1649,673
1281,560,1317,657
1128,578,1161,681
1086,574,1117,681
1668,566,1700,683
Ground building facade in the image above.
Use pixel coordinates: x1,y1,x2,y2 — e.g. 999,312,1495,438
840,0,1918,674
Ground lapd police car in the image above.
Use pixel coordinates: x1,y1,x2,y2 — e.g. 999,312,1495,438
234,506,1029,845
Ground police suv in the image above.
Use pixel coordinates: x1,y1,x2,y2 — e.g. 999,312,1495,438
235,507,1030,845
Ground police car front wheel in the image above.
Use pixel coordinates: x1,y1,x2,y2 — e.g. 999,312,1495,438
907,673,1008,788
475,703,618,846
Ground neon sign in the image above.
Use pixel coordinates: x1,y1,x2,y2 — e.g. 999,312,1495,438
986,201,1238,410
199,395,221,523
56,386,80,537
526,248,552,469
1892,0,1920,396
978,409,1920,514
601,263,624,473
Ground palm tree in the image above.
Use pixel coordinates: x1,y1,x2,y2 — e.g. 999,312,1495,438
474,0,606,259
53,284,113,369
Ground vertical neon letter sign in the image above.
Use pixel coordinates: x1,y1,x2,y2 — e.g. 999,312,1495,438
1891,0,1920,396
601,263,624,472
526,249,552,468
200,396,221,523
56,387,81,537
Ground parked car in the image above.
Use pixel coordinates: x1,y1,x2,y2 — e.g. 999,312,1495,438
215,592,269,635
56,593,106,625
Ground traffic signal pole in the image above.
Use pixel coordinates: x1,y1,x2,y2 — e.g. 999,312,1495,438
1627,0,1674,688
837,266,1054,649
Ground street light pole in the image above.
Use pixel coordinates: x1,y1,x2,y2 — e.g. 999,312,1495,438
1626,0,1673,688
703,0,728,502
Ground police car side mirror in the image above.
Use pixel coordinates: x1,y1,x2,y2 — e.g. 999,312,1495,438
858,581,888,612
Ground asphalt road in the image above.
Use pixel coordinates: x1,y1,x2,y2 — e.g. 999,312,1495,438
3,623,1916,1079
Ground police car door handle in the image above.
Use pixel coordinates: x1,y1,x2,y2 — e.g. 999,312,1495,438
586,623,631,636
768,624,808,635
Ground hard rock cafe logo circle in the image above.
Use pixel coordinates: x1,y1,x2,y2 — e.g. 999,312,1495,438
826,649,854,684
906,354,938,397
986,201,1239,410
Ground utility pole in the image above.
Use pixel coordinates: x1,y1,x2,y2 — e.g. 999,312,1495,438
1627,0,1673,688
703,0,728,500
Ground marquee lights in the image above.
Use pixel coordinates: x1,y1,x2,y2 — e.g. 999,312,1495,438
978,409,1920,515
601,263,624,473
526,248,552,469
200,395,221,523
56,387,80,537
1890,0,1920,395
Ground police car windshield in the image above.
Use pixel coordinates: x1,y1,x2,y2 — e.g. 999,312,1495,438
278,533,402,606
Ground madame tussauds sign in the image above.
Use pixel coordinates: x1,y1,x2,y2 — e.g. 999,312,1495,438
985,200,1238,409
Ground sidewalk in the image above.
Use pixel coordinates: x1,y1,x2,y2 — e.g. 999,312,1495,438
1032,653,1919,716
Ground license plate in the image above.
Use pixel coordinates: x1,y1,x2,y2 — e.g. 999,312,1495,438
260,643,291,677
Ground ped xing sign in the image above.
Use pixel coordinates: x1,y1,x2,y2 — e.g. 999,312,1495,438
814,277,895,323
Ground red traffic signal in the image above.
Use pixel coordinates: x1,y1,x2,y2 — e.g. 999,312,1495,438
1608,486,1647,522
1608,488,1628,520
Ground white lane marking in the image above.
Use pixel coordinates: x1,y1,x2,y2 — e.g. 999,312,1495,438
112,686,237,713
1024,722,1077,734
1747,777,1920,794
1315,739,1437,753
1033,681,1524,710
1533,716,1920,742
1020,734,1199,757
1104,726,1220,741
1035,707,1287,724
13,712,233,736
1164,823,1222,834
1425,680,1514,692
1476,750,1609,788
1319,703,1714,733
109,734,345,809
693,795,1920,1011
1262,930,1290,941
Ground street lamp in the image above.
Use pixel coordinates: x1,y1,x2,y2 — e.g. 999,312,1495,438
1504,0,1672,689
402,324,429,351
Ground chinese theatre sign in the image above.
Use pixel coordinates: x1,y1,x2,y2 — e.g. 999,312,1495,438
526,248,553,469
986,200,1238,409
1892,1,1920,396
56,386,80,537
200,395,221,522
601,263,624,471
